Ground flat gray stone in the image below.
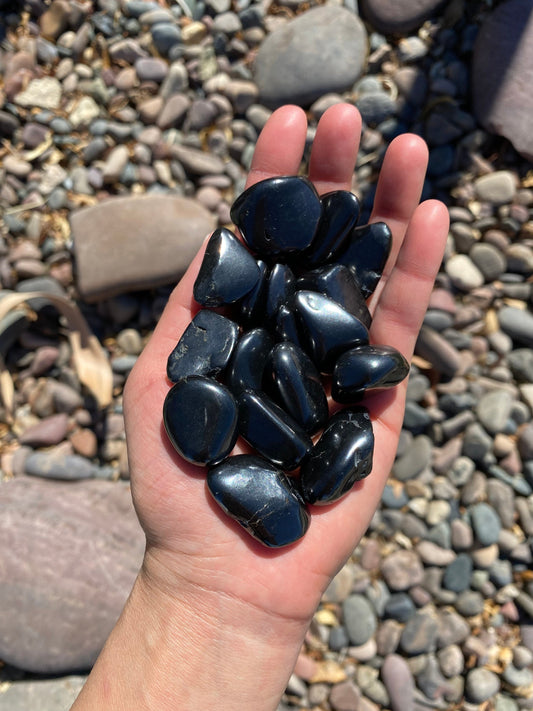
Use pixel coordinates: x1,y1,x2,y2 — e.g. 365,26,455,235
0,477,144,673
474,171,516,205
360,0,448,34
343,594,377,646
0,676,86,710
254,6,367,109
71,195,216,301
498,306,533,348
466,668,500,703
381,654,415,711
476,389,514,435
472,0,533,161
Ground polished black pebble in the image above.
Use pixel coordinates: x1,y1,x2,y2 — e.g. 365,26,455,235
304,190,360,266
237,389,313,470
163,376,238,465
332,345,410,403
275,303,304,348
300,407,374,505
292,290,369,374
193,227,261,307
264,342,328,435
238,259,268,326
334,221,392,299
265,263,296,326
166,310,239,383
230,176,322,260
207,454,310,547
226,328,274,396
297,264,371,328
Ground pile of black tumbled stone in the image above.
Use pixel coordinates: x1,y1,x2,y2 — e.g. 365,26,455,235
163,176,409,548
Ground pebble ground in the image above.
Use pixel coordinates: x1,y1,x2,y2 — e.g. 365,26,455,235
0,1,533,710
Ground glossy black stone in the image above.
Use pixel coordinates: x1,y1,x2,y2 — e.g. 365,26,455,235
296,264,371,328
332,345,410,403
275,303,304,348
265,263,296,326
207,454,310,548
163,376,238,465
166,310,239,383
237,389,313,470
237,259,268,326
230,176,322,260
334,221,392,299
264,342,328,435
193,227,260,307
300,407,374,505
304,190,360,266
292,290,369,374
226,328,274,397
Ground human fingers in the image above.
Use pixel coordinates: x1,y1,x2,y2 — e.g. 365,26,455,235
308,103,362,195
367,134,429,309
246,105,308,188
370,199,449,359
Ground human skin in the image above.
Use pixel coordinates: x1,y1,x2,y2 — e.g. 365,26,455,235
71,103,449,711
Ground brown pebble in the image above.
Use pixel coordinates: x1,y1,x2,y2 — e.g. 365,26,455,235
69,428,98,459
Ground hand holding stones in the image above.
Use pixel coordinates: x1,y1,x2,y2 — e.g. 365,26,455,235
163,176,409,548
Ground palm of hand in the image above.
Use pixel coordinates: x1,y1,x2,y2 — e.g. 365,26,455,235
123,104,448,625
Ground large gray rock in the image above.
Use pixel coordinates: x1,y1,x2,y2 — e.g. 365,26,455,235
0,676,86,711
71,194,216,301
359,0,448,34
254,6,367,109
472,0,533,161
0,477,144,673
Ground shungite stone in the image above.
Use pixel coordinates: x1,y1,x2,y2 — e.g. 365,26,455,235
166,310,239,383
238,259,268,325
163,376,238,465
275,303,304,348
227,328,274,396
207,454,310,548
265,263,296,326
304,190,361,266
237,389,313,470
332,345,410,403
264,342,328,435
193,227,261,307
297,264,371,328
230,176,322,260
292,290,369,373
334,221,392,298
300,407,374,505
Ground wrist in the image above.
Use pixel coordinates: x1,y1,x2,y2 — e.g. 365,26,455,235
72,548,308,711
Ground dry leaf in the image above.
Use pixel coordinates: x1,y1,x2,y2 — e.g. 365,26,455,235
0,292,113,410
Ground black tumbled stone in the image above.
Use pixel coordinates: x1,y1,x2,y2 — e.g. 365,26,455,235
264,342,328,435
334,221,392,298
304,190,360,266
238,259,268,326
227,328,274,397
296,264,371,328
207,454,310,548
237,389,313,470
230,176,322,260
265,263,296,326
163,376,238,465
193,227,260,307
166,310,239,383
292,290,369,373
332,345,410,403
300,407,374,505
